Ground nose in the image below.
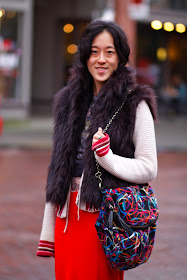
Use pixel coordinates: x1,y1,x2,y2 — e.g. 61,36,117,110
98,52,106,63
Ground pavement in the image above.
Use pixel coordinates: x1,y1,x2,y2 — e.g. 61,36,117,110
0,117,54,150
0,115,187,151
0,149,186,280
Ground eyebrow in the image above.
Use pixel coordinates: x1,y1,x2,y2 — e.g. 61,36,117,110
91,45,115,49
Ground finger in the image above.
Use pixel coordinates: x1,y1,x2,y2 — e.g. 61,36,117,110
93,129,103,139
93,133,99,139
92,139,97,145
92,128,104,146
98,128,104,139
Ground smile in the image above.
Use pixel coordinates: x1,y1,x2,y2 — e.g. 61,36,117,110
96,67,107,70
95,67,108,73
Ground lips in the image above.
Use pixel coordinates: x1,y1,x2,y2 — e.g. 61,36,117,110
96,67,108,74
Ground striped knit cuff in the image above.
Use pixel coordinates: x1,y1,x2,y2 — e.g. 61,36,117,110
37,240,55,257
92,133,110,157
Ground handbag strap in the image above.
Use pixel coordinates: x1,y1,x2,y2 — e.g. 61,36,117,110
95,89,132,189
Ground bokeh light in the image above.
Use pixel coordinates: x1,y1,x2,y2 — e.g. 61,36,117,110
176,23,186,33
63,24,74,33
67,44,77,54
163,22,174,32
0,9,5,18
151,20,162,30
157,48,167,61
7,11,16,18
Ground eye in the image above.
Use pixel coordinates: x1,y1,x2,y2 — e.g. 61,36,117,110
107,50,115,54
91,49,97,54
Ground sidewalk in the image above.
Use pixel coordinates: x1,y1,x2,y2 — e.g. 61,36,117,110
1,149,187,280
0,117,53,149
155,116,187,151
0,115,187,151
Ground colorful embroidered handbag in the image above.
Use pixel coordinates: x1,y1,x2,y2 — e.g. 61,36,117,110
94,90,159,270
95,184,159,270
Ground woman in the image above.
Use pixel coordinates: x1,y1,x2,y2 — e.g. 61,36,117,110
37,20,158,280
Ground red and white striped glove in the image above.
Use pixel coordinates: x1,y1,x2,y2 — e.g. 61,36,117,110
92,133,110,157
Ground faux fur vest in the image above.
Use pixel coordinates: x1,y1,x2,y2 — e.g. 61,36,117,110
46,66,157,208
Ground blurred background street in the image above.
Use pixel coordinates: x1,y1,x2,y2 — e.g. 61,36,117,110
1,0,187,279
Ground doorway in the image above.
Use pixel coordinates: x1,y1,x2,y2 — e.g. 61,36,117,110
53,19,89,93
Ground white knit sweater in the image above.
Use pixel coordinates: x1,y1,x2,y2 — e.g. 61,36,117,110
95,100,157,183
37,100,157,256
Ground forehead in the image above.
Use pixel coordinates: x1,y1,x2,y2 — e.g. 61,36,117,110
91,30,115,48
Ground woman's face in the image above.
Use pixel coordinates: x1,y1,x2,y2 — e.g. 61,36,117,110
87,30,119,94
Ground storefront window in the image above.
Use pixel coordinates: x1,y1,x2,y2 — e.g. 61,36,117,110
0,9,22,101
136,22,187,115
136,22,187,89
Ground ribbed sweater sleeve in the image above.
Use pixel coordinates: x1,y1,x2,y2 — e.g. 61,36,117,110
95,101,158,183
37,202,56,257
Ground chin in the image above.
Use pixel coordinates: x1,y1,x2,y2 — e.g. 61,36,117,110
96,76,110,83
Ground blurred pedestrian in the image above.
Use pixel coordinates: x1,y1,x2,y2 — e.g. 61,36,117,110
171,73,187,114
37,20,158,280
161,73,187,116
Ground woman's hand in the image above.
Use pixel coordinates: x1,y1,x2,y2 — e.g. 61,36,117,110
92,127,105,146
92,129,110,157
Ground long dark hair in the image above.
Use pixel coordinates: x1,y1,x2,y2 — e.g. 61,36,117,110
79,20,130,68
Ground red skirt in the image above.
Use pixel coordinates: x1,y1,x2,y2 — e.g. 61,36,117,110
55,191,124,280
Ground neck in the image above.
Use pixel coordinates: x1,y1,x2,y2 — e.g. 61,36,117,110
93,81,104,95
